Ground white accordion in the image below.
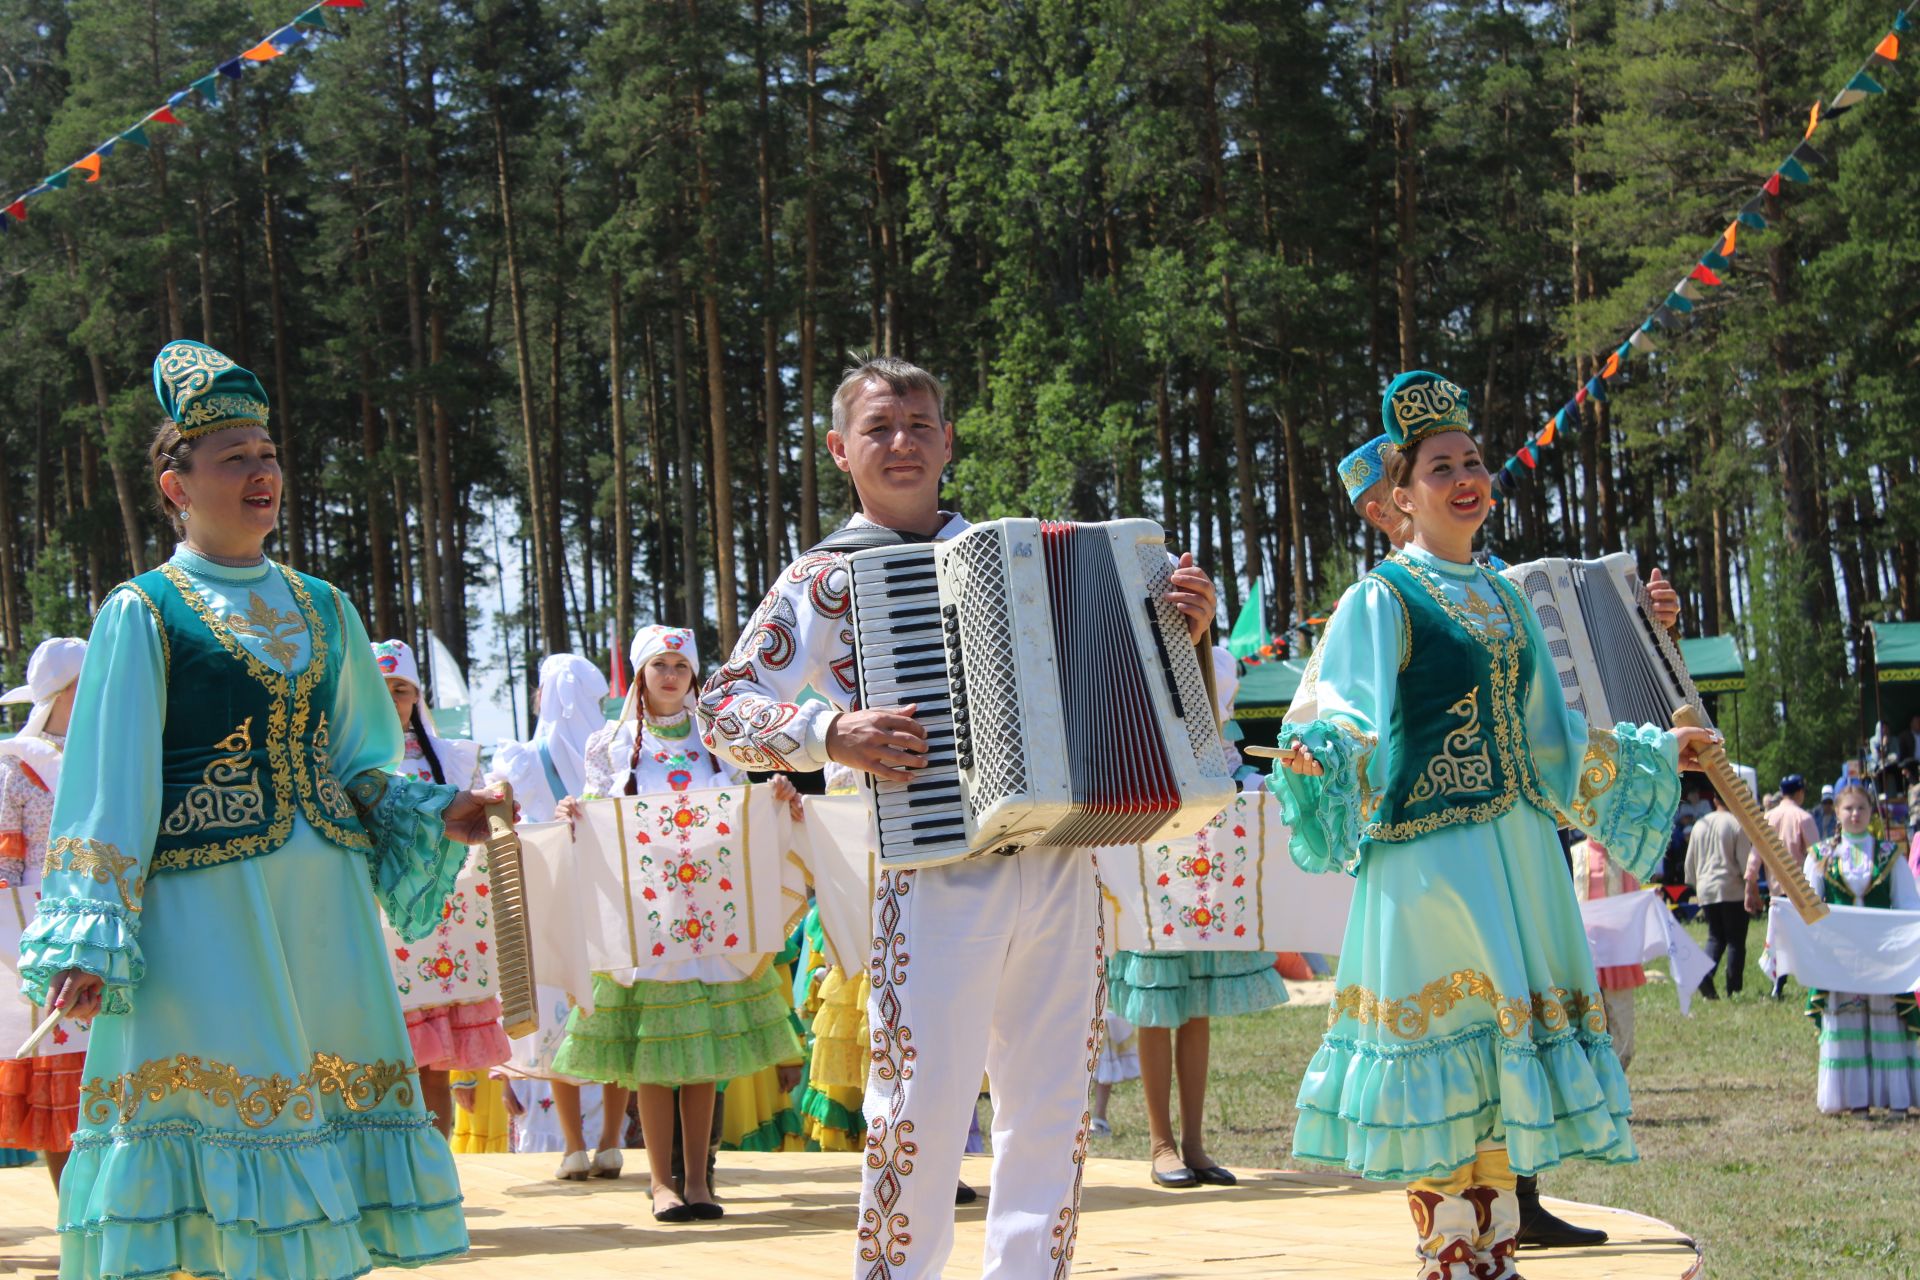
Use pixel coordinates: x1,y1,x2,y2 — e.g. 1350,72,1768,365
846,518,1237,868
1497,551,1709,730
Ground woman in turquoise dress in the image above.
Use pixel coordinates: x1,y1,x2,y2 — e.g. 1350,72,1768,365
1267,370,1713,1280
17,340,501,1280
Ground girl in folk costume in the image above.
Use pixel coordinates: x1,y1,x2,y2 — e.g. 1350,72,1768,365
17,341,503,1280
1567,838,1647,1071
1268,370,1715,1280
488,654,609,825
548,625,805,1218
1106,647,1288,1188
0,637,90,1186
371,638,513,1139
1802,780,1920,1114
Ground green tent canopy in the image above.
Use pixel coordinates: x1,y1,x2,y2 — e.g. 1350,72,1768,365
1230,658,1310,719
1678,635,1745,694
1872,622,1920,683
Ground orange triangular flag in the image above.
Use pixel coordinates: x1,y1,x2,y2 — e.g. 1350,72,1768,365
1602,351,1622,379
242,39,283,61
1875,32,1899,61
1722,222,1739,256
1538,417,1558,447
72,153,101,182
1805,100,1822,138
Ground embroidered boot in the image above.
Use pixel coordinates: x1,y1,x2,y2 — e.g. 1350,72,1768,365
1465,1185,1525,1280
1407,1187,1480,1280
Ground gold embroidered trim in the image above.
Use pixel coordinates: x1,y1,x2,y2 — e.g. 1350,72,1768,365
307,711,361,831
155,343,237,401
223,592,305,669
159,718,265,836
1329,970,1606,1040
283,574,369,852
1570,728,1621,829
45,837,143,912
1405,689,1494,805
1820,838,1898,901
177,394,270,433
116,583,171,680
81,1051,416,1129
1329,717,1382,824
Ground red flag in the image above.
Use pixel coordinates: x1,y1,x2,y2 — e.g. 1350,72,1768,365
5,200,24,221
1763,172,1783,196
1572,386,1588,407
1690,264,1723,287
1518,445,1537,469
321,0,367,7
149,106,182,126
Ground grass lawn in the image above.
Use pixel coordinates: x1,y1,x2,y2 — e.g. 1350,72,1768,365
1084,920,1920,1279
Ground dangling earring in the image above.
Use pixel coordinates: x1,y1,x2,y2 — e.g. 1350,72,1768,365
179,506,190,522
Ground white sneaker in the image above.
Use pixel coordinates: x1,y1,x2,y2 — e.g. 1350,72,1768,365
556,1150,591,1181
1089,1117,1113,1137
591,1148,624,1179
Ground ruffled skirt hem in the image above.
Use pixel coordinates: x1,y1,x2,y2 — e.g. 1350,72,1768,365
551,969,804,1088
1290,1023,1637,1180
796,1082,864,1150
809,967,870,1090
1107,950,1289,1029
54,1113,467,1280
404,1000,513,1073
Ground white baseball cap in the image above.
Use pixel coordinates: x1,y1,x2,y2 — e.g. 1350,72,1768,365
1,637,87,707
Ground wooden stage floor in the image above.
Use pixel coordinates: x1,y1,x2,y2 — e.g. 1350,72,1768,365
0,1151,1702,1279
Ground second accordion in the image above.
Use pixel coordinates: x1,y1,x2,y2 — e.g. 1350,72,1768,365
846,518,1238,868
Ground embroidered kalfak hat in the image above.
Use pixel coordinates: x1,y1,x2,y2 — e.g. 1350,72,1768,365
152,339,270,440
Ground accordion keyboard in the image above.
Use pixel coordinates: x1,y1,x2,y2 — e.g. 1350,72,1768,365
845,545,973,864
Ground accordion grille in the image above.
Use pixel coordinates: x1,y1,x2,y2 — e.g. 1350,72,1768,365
1139,543,1224,770
946,530,1029,818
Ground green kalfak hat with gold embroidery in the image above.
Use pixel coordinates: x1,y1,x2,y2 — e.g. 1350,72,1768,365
152,339,270,440
1381,369,1470,448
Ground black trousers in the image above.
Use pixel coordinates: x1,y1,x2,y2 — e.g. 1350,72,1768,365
1700,900,1750,994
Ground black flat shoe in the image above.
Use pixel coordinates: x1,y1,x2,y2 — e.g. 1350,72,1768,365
653,1202,695,1224
1151,1165,1199,1189
688,1201,725,1221
955,1181,979,1205
1516,1175,1607,1248
1188,1164,1237,1187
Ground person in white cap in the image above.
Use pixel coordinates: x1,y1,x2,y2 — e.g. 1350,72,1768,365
370,638,511,1140
0,636,89,1187
487,654,610,824
544,625,805,1218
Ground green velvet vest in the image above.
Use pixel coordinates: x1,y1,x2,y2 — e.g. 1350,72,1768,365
1363,555,1557,843
115,561,372,875
1814,836,1900,908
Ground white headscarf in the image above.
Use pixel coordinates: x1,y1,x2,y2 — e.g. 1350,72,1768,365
621,625,700,722
371,638,479,786
0,636,85,792
532,653,610,798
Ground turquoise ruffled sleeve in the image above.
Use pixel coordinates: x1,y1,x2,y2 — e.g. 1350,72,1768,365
1266,577,1401,876
325,590,471,943
18,591,164,1014
1505,578,1681,882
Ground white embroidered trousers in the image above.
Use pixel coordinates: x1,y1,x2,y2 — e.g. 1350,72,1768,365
856,849,1104,1280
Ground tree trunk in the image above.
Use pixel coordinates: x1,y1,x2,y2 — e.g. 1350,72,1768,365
674,297,701,630
755,0,785,583
258,102,302,569
547,186,570,649
800,0,822,549
643,315,670,621
492,95,562,653
687,0,740,648
351,180,399,640
610,272,633,658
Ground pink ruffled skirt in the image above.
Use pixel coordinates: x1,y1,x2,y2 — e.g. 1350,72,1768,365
406,997,514,1072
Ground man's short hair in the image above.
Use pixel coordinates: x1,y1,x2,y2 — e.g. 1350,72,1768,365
830,354,947,436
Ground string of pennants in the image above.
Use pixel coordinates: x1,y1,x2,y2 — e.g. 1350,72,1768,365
1493,2,1916,498
0,0,367,232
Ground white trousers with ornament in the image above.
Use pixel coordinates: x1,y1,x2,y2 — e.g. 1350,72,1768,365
855,849,1104,1280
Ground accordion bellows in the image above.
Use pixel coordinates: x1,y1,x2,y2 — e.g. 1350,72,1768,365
847,518,1237,868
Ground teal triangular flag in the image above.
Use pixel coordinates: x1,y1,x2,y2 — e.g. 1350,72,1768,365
1738,195,1768,230
119,124,150,148
1895,10,1911,33
1226,580,1271,661
294,7,330,29
1848,69,1887,95
1701,248,1730,271
43,170,69,190
193,73,220,105
1615,340,1633,362
1778,156,1811,184
1663,292,1694,315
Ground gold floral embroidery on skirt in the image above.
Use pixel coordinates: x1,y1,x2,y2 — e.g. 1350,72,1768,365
1330,970,1606,1040
81,1051,417,1129
159,718,266,836
45,837,143,911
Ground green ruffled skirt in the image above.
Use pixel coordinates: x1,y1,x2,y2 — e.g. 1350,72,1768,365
1106,950,1290,1029
551,968,804,1089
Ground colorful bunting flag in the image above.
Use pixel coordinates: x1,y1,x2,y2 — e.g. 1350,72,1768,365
1738,198,1768,230
1518,445,1538,469
1721,222,1740,256
1833,70,1884,110
1777,156,1811,184
273,26,307,49
95,139,115,159
1763,171,1784,195
1806,100,1823,138
5,200,24,222
1675,278,1704,302
1690,264,1723,286
71,154,101,182
168,89,192,108
119,124,150,148
216,58,244,79
321,0,366,7
294,7,332,28
150,106,182,126
1585,376,1607,403
42,171,69,191
1790,140,1827,170
1898,10,1913,34
1629,328,1657,354
192,73,220,105
1873,32,1900,62
242,39,283,61
1603,350,1623,379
